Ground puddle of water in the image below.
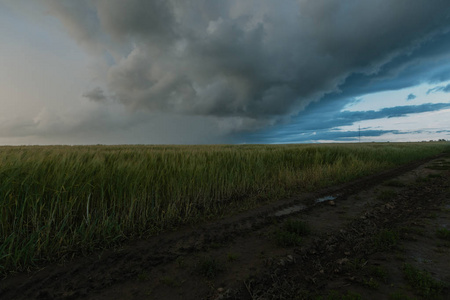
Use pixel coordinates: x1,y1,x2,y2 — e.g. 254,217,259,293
272,204,307,217
315,195,337,203
272,195,337,217
412,255,432,264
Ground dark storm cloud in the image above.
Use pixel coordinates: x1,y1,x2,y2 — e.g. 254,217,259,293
343,103,450,122
238,100,450,143
42,0,450,131
287,102,450,132
305,28,450,103
250,127,440,144
427,83,450,94
407,94,416,101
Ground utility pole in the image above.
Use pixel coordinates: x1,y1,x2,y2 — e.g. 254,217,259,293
359,125,361,143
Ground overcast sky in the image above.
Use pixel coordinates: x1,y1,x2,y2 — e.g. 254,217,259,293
1,0,449,145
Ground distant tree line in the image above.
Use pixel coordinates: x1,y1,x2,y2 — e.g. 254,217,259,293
421,139,448,142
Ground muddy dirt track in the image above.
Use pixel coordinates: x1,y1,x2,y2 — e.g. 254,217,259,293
1,153,450,299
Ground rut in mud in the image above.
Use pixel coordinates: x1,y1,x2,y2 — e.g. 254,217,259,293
1,153,450,300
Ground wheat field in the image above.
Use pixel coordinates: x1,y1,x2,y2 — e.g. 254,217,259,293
0,142,448,273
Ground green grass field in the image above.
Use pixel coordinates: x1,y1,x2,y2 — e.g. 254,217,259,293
0,142,449,274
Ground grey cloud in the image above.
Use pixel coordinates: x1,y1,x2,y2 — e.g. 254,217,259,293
407,94,416,101
83,87,107,102
0,105,229,145
42,0,450,131
42,0,105,53
96,0,176,43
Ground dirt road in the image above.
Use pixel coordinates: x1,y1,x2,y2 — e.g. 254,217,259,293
1,154,450,299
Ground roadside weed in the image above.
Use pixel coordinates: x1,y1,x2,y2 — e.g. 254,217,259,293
275,219,311,247
384,180,406,187
373,229,399,251
369,265,388,283
436,228,450,241
276,231,303,247
195,256,223,279
403,263,447,298
283,219,311,236
363,277,379,289
377,190,398,202
324,290,362,300
388,291,416,300
227,252,240,262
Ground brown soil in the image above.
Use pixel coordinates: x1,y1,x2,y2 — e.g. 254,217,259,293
1,154,450,300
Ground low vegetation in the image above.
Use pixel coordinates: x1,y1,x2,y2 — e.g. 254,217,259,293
425,160,450,170
369,265,388,283
388,291,416,300
373,229,400,251
436,228,450,241
0,142,449,273
195,256,223,279
403,263,447,298
276,219,311,247
323,290,362,300
283,219,311,236
384,179,406,187
377,189,398,202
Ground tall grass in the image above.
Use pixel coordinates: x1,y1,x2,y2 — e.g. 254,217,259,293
0,142,448,273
